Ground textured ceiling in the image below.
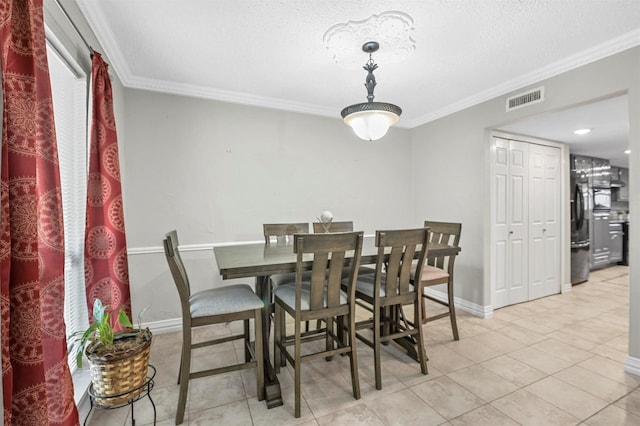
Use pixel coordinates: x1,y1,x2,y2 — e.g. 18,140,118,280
500,95,630,167
75,0,640,164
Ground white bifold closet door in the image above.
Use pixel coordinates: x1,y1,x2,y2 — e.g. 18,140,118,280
492,137,561,309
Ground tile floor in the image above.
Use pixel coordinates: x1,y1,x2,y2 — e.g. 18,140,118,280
87,265,640,425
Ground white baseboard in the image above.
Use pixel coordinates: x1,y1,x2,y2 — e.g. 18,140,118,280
624,355,640,378
423,288,493,319
142,292,495,334
143,317,182,334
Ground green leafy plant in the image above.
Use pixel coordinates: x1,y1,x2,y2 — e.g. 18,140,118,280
71,299,134,368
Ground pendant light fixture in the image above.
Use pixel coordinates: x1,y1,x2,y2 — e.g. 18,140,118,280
341,41,402,141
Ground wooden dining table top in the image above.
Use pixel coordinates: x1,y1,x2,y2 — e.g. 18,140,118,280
214,235,461,280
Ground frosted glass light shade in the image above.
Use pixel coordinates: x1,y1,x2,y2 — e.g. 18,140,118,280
341,102,402,141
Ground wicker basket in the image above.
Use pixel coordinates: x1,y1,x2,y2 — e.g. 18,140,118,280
87,328,153,407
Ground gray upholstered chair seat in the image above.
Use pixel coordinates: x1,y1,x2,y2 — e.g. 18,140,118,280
271,267,371,288
345,273,415,298
268,270,312,288
190,284,263,318
273,282,347,311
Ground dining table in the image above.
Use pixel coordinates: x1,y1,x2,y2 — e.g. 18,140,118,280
214,234,461,409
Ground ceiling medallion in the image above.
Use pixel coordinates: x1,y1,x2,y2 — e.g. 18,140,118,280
323,11,415,69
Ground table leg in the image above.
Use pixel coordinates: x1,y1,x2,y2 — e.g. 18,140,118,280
255,276,283,409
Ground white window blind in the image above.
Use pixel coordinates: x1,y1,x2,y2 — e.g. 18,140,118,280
47,40,89,371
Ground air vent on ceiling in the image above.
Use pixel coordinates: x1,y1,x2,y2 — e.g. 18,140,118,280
506,86,545,112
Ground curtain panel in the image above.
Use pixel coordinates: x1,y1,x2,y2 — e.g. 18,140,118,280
84,52,131,324
1,0,79,424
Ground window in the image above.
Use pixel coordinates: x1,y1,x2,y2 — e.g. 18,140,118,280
47,37,90,371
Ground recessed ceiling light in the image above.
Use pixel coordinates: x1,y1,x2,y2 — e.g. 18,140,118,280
574,128,591,135
624,149,631,154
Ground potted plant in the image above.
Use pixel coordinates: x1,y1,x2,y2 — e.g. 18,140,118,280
71,299,153,407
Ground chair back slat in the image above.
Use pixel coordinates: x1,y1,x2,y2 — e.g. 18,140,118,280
326,251,346,307
309,254,329,311
423,221,461,273
293,232,363,312
264,223,309,244
312,221,354,233
376,228,431,300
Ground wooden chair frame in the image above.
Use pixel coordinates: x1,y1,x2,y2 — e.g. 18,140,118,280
273,231,364,417
263,223,309,244
420,221,462,340
312,220,354,233
352,228,431,390
164,230,264,424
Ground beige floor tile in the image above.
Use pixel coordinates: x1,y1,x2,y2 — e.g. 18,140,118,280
491,309,520,324
614,388,640,417
410,376,484,420
562,321,626,345
425,344,475,374
546,329,599,351
187,371,246,411
364,388,446,426
480,355,547,388
458,315,510,332
467,330,527,354
492,389,580,426
454,320,494,339
85,265,640,426
447,337,505,363
495,324,547,346
449,404,519,426
315,403,385,425
554,365,633,403
129,384,180,425
247,392,315,426
299,374,361,418
525,376,608,420
578,355,640,387
584,404,640,426
509,317,557,335
354,354,412,398
508,346,573,375
87,405,129,426
448,365,518,402
188,399,253,425
590,343,629,363
531,338,593,364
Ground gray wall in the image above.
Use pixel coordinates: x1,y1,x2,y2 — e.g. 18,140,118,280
410,47,639,359
122,90,413,322
37,2,640,365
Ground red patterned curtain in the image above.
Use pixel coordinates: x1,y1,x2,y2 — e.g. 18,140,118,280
1,0,79,424
84,52,131,324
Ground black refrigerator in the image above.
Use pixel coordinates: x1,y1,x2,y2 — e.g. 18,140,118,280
570,155,591,284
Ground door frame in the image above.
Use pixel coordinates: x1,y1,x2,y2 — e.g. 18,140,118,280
487,130,571,313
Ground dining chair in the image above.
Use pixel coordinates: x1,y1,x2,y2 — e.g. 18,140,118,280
411,221,462,340
263,222,310,288
349,228,430,390
273,231,364,418
264,222,309,245
163,230,264,424
312,220,354,233
312,220,375,274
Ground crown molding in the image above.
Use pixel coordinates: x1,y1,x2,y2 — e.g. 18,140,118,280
78,0,640,130
405,29,640,128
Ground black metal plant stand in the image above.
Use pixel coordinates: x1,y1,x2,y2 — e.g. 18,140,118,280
84,365,157,426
